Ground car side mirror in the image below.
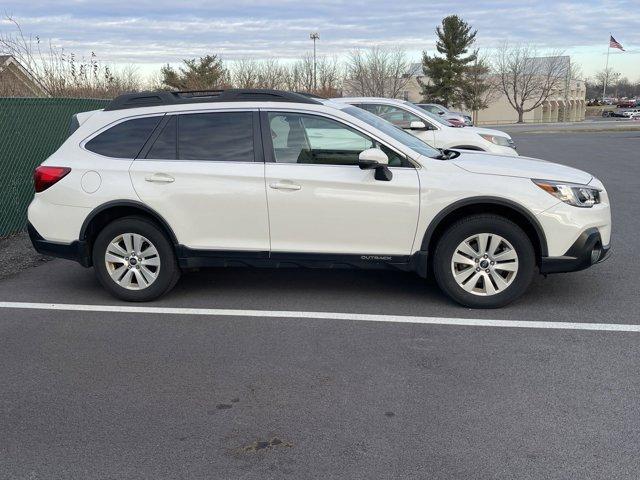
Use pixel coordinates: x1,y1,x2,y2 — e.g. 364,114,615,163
409,120,427,130
358,148,393,182
358,148,388,168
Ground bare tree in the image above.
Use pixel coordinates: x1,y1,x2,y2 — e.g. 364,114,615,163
345,47,411,98
295,55,316,92
494,43,570,123
462,52,501,124
0,15,140,98
231,58,261,88
231,58,289,89
315,55,342,97
285,54,343,95
255,59,287,89
594,67,621,98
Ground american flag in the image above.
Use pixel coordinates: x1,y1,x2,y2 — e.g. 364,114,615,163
609,35,625,51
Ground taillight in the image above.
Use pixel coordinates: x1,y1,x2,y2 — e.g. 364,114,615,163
34,166,71,193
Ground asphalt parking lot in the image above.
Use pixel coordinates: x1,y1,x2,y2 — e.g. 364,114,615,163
1,131,639,479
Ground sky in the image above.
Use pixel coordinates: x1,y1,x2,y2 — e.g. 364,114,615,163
1,0,638,81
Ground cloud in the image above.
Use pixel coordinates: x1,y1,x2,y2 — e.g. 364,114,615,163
0,0,638,74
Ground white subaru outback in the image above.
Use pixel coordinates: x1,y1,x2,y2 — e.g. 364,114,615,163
28,89,611,308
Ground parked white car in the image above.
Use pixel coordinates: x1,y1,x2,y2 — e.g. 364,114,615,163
28,89,611,308
335,97,517,156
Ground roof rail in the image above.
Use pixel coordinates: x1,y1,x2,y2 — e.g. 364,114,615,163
295,91,327,100
104,89,322,111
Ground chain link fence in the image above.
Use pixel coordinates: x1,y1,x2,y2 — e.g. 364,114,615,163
0,97,110,237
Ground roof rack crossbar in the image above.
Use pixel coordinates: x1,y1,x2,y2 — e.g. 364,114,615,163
104,89,322,111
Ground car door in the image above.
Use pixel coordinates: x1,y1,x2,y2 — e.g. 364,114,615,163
358,103,438,147
129,110,270,252
262,110,420,257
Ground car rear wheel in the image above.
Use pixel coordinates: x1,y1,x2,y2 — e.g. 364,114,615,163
433,215,535,308
92,216,180,301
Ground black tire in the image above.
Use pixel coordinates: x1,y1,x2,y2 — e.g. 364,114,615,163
92,216,180,302
433,215,535,308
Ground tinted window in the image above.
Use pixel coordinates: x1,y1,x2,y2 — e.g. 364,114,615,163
86,116,161,158
178,112,253,162
146,116,177,159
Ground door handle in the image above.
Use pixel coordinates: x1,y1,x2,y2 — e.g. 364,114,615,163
145,173,175,183
269,182,301,191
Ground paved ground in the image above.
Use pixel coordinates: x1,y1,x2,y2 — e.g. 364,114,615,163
484,117,640,134
1,131,639,479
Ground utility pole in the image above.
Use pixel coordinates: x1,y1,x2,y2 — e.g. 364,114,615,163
310,32,319,92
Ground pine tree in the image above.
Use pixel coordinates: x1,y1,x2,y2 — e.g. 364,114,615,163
160,55,228,90
420,15,477,107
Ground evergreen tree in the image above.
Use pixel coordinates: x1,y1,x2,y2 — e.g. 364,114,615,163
420,15,477,107
160,55,228,90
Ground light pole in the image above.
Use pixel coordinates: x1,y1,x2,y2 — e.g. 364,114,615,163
310,32,319,91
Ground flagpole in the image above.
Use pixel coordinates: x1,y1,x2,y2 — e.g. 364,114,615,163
602,33,611,103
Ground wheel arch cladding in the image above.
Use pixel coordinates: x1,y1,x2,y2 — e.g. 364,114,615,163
80,201,179,266
421,197,548,265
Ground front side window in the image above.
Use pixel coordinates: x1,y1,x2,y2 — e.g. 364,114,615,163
359,104,423,129
178,112,254,162
267,113,408,167
86,116,161,158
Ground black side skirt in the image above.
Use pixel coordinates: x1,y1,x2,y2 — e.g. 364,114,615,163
177,246,415,272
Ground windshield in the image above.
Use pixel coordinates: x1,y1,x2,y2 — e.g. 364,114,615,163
402,101,453,126
342,106,440,158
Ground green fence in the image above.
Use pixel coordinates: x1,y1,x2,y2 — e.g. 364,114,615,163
0,97,110,237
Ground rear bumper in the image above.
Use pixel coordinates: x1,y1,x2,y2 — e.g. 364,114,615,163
540,228,610,274
28,223,91,267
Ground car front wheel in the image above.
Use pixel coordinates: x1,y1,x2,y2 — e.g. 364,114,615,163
92,216,180,301
433,215,535,308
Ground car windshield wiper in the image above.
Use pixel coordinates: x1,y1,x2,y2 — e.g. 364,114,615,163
434,149,461,160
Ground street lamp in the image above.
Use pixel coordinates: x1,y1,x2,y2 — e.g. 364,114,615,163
310,32,319,91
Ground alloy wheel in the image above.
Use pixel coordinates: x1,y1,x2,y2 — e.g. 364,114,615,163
104,233,161,290
450,233,519,296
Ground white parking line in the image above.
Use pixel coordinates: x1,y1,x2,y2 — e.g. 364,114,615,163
0,301,638,332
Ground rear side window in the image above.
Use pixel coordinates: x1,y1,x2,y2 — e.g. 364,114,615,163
178,112,254,162
86,116,161,158
146,116,177,159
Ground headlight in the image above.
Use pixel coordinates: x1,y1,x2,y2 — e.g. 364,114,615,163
532,179,601,208
479,133,513,148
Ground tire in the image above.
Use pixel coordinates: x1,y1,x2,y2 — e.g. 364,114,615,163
433,215,535,308
92,216,180,302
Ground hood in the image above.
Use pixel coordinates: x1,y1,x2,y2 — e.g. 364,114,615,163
452,151,593,184
464,126,512,139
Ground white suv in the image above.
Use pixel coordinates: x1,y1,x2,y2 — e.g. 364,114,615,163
335,97,517,155
28,89,611,308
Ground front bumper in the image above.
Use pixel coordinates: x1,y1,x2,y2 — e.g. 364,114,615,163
28,223,91,267
540,228,610,274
